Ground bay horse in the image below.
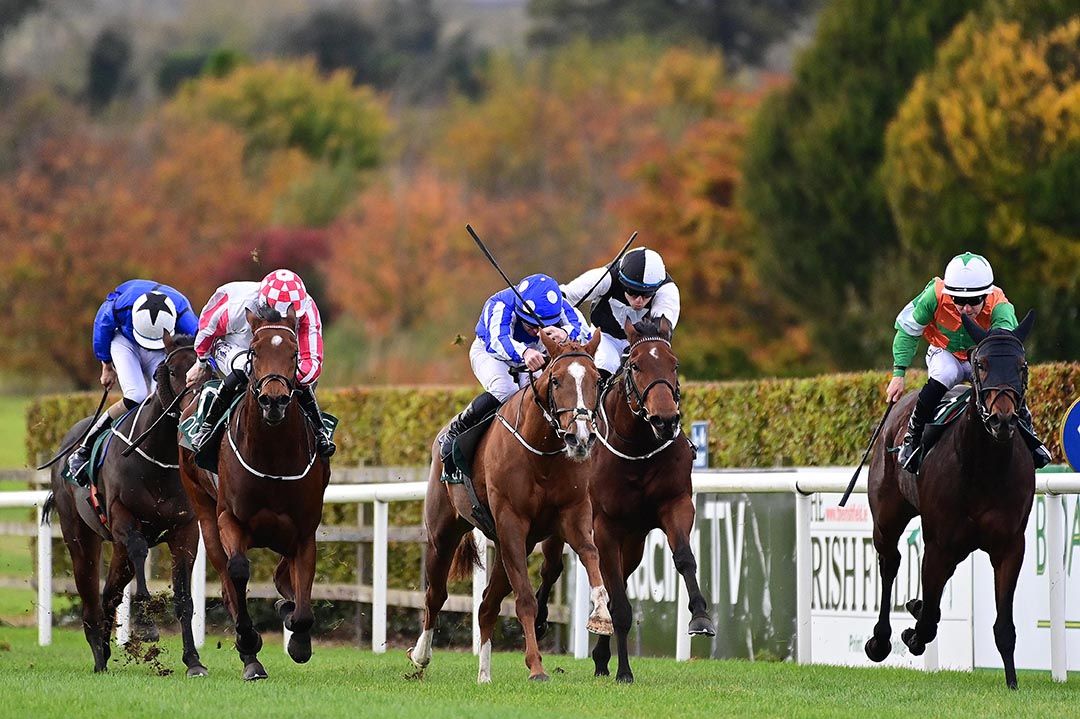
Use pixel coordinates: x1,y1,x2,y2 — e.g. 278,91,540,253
44,332,207,676
407,330,614,683
178,304,330,681
533,317,714,683
865,311,1036,689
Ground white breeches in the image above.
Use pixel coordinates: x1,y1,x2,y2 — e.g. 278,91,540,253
595,333,628,375
470,338,532,402
208,337,251,377
110,335,162,403
926,345,972,388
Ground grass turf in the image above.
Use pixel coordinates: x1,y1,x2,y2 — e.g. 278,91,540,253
0,627,1077,718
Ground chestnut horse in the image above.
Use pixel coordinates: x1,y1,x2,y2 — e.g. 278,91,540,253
533,317,714,683
408,331,614,682
179,305,330,681
865,311,1036,689
44,333,207,675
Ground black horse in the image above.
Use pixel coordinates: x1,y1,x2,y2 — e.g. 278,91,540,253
865,311,1036,689
44,333,207,676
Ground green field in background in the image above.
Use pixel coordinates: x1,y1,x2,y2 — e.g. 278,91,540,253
0,396,29,469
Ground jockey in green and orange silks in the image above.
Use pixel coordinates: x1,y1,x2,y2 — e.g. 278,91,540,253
885,252,1051,473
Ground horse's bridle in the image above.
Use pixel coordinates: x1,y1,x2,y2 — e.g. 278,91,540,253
526,350,599,434
621,337,681,421
159,344,198,418
969,334,1028,427
247,324,301,403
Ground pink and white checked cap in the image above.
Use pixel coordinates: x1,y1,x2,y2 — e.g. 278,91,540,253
259,268,308,314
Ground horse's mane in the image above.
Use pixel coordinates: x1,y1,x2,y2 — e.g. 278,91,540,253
252,302,286,324
172,333,195,347
631,316,671,342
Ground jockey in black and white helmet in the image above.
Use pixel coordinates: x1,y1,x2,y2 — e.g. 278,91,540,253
561,247,680,378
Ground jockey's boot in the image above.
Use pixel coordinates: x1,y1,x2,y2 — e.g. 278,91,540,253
66,413,115,487
298,384,336,458
897,379,947,474
1018,404,1053,469
190,370,245,454
439,391,501,477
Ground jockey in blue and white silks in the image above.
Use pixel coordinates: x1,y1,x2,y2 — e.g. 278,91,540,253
440,273,593,477
67,279,198,482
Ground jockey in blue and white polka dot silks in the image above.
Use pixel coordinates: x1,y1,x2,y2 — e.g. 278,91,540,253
440,274,593,478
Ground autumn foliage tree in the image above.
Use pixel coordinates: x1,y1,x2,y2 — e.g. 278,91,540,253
883,16,1080,360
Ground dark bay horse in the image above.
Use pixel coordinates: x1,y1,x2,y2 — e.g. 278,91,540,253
533,317,714,683
178,305,330,681
44,333,207,676
408,330,614,682
865,311,1036,689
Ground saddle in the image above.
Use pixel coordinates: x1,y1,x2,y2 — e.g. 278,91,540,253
179,380,340,473
918,386,1043,467
440,412,499,540
62,409,136,532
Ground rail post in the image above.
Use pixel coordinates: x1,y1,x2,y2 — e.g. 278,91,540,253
472,529,486,655
372,499,388,653
795,489,812,665
1047,492,1067,682
36,501,52,646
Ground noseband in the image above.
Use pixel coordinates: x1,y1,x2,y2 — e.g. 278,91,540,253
527,351,599,433
970,334,1028,427
622,337,681,421
248,325,300,402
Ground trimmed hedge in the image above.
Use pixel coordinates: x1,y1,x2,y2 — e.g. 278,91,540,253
26,364,1079,600
27,364,1079,469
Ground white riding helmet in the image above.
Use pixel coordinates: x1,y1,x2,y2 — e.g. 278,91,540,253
943,252,994,297
131,292,178,350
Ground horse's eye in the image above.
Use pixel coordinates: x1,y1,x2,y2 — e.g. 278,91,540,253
551,377,560,388
631,363,640,372
674,363,680,372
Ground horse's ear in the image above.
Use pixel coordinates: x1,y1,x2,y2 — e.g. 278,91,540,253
540,328,560,357
245,307,258,329
286,303,298,327
961,314,988,344
1013,309,1036,343
162,330,175,351
585,329,601,357
623,317,638,343
658,316,673,341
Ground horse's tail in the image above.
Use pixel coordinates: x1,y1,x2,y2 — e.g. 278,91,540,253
40,493,56,526
448,533,482,582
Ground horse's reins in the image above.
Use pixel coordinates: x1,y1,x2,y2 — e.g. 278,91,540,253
120,344,198,459
596,336,683,461
497,350,599,456
227,323,316,480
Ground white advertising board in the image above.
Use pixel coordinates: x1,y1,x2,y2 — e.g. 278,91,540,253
810,493,974,670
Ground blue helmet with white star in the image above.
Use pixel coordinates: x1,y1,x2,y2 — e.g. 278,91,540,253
514,274,563,326
132,292,178,350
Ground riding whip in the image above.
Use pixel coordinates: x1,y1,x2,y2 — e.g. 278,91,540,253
121,388,191,457
36,385,111,470
465,224,548,327
839,400,895,507
572,230,638,310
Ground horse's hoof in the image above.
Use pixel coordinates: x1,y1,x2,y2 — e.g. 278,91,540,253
275,599,295,622
406,647,429,670
186,664,209,678
586,616,614,636
529,673,550,682
594,667,610,677
905,599,923,619
93,664,108,674
864,636,891,663
287,633,312,664
243,661,268,681
688,615,715,636
615,672,634,684
477,673,492,685
901,628,925,656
